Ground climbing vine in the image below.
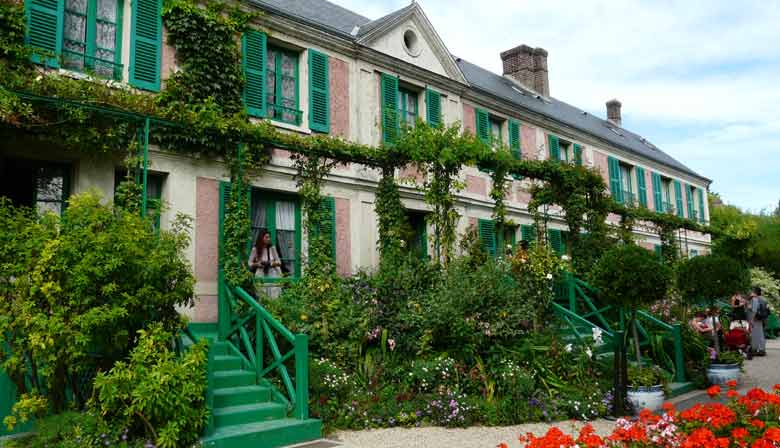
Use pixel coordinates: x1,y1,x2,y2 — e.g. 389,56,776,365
0,0,714,275
375,168,407,261
293,154,340,272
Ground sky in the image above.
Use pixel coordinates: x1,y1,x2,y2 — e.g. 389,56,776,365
331,0,780,213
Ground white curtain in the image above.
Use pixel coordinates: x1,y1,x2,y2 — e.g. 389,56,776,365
251,196,267,248
275,201,296,276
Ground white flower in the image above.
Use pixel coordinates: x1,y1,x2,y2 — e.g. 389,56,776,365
546,273,553,280
564,343,573,353
586,347,593,358
561,255,570,261
506,244,512,249
592,327,604,346
399,240,406,248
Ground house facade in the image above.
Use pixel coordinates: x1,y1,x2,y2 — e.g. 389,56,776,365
3,0,712,324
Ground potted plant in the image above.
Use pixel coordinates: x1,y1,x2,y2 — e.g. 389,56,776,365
627,365,667,413
706,349,743,386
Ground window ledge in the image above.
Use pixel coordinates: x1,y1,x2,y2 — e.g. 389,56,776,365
54,68,129,90
250,118,311,135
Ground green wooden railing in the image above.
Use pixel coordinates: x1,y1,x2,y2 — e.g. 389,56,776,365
553,273,685,382
221,283,309,420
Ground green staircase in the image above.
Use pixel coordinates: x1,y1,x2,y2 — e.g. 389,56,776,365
188,289,322,448
201,340,320,448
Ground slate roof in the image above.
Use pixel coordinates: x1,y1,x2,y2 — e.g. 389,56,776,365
248,0,707,182
456,59,705,180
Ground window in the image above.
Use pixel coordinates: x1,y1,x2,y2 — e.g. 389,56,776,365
619,163,634,205
249,190,302,279
404,210,428,260
0,158,71,215
661,178,674,213
489,116,503,147
62,0,123,79
114,170,164,229
398,87,418,128
266,45,301,125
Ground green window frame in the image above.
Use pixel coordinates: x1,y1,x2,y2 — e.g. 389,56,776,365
548,228,567,256
548,134,561,162
64,0,124,79
686,185,696,220
607,156,624,204
114,169,164,229
248,189,303,281
654,244,663,262
520,224,536,245
619,163,634,206
475,108,489,143
697,188,706,223
398,87,418,128
0,158,71,215
489,116,503,147
651,172,663,212
573,143,583,166
27,0,125,79
266,44,301,126
478,218,496,258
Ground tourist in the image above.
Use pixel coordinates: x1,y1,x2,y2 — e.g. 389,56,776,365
249,229,283,298
730,292,748,321
690,311,714,342
748,287,768,356
705,306,723,346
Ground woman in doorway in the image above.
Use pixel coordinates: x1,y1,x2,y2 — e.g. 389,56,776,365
249,229,283,298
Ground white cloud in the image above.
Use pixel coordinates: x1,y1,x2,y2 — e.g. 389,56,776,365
331,0,780,210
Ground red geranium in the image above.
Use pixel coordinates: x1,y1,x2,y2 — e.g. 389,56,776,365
727,380,738,388
681,428,729,448
707,385,722,398
576,424,605,448
679,403,737,429
519,427,576,448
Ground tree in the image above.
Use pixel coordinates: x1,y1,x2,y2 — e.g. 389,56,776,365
0,192,195,416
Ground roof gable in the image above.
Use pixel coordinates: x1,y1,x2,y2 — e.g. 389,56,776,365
355,3,467,84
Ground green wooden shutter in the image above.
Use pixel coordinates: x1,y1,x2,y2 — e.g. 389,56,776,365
636,167,647,207
129,0,162,91
548,135,561,162
608,156,624,203
654,244,663,262
308,49,330,133
25,0,64,67
475,108,489,142
697,188,705,223
242,30,267,118
686,185,695,220
478,219,496,258
674,180,684,217
425,88,441,127
521,224,536,243
309,197,336,261
652,172,663,212
573,143,583,166
509,120,521,159
548,229,563,255
381,73,399,143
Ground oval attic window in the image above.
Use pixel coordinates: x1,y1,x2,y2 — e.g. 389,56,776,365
403,29,421,57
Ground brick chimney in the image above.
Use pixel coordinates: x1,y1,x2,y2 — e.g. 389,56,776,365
532,47,549,96
500,45,549,96
501,45,535,90
606,99,622,126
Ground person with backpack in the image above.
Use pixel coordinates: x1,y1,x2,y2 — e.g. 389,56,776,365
748,286,769,356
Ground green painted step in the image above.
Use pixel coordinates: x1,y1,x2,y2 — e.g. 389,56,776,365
209,342,230,357
212,355,243,371
668,382,695,398
202,418,322,448
213,402,287,427
213,385,273,407
213,370,256,389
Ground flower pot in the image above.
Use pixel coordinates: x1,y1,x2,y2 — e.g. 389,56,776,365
627,385,664,413
707,363,740,386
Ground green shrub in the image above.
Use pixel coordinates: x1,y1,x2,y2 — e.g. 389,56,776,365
591,244,672,310
676,255,750,305
628,365,668,388
750,267,780,309
0,193,195,415
90,324,209,448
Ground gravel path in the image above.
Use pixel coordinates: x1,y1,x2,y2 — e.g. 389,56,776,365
329,340,780,448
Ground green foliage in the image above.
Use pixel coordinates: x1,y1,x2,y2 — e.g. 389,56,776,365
90,325,209,448
628,365,667,388
508,243,568,328
750,267,780,309
676,255,750,305
709,349,743,367
591,244,672,309
0,193,195,415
